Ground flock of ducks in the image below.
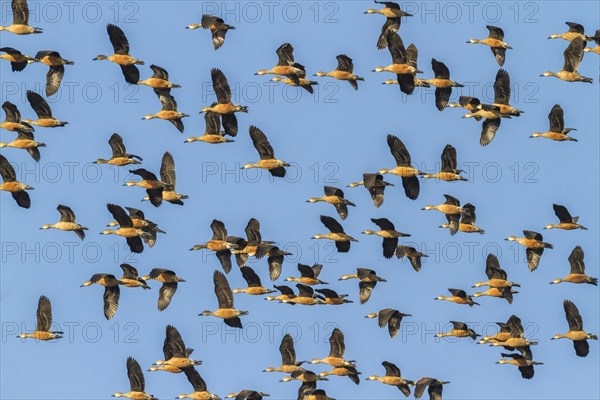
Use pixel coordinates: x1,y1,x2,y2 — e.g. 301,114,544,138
1,0,598,399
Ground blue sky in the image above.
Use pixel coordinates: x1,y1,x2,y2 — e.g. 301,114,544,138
1,1,599,399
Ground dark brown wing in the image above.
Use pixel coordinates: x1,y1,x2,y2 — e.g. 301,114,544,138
396,246,424,272
165,325,187,358
269,167,286,178
450,321,468,331
507,315,524,338
480,117,500,146
371,217,395,231
548,104,564,133
377,308,395,326
523,230,542,241
494,69,510,105
414,378,434,399
445,213,460,236
107,24,130,55
460,203,476,225
216,251,232,274
334,203,349,220
158,282,177,311
109,133,127,157
160,151,176,188
221,113,238,137
26,91,53,119
526,248,542,271
0,155,17,182
126,357,145,392
245,218,262,243
275,285,295,296
328,328,345,358
387,32,408,64
375,1,401,9
150,64,169,80
36,295,52,332
382,361,401,377
120,65,140,84
211,68,232,103
145,188,163,207
276,43,295,66
359,281,377,304
57,204,76,222
320,215,344,233
119,264,139,280
107,204,133,227
324,185,344,197
214,270,234,309
440,144,458,172
387,134,411,166
158,93,178,111
130,168,158,181
201,14,222,28
443,194,460,206
383,311,401,337
335,241,351,253
377,18,400,49
25,145,41,162
298,382,317,399
267,250,285,281
249,126,275,160
485,254,507,280
335,54,354,73
211,26,229,50
280,334,297,365
210,219,227,241
297,263,316,278
568,246,585,274
241,266,262,287
12,0,30,25
363,173,386,208
46,65,65,97
459,96,481,109
183,367,207,392
2,101,20,122
566,21,585,34
397,72,415,95
315,288,339,298
125,237,143,253
103,286,120,320
493,47,507,66
573,339,590,357
125,207,145,220
406,43,419,69
563,38,584,72
435,87,451,111
448,288,466,298
431,58,450,79
553,204,572,223
296,283,314,297
487,25,505,40
204,111,222,135
564,299,583,331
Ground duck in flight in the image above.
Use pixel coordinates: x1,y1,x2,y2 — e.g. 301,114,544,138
17,295,63,340
201,68,248,136
0,0,42,34
186,14,236,50
94,24,144,84
40,205,88,240
243,125,290,178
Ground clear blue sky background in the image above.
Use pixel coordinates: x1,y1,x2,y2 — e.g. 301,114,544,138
1,1,599,399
